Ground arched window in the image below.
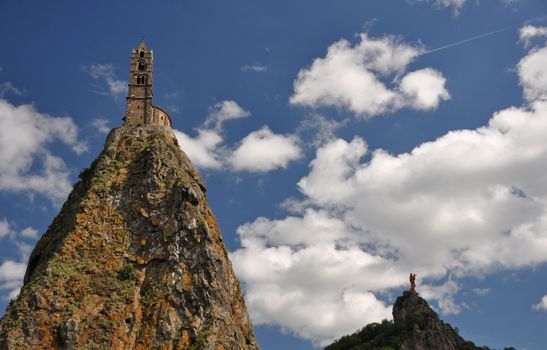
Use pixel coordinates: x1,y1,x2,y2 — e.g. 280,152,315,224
136,76,141,84
139,51,144,58
138,61,146,71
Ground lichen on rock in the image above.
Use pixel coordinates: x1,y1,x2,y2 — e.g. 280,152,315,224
0,125,259,350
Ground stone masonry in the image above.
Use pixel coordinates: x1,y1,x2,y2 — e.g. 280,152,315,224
124,40,172,128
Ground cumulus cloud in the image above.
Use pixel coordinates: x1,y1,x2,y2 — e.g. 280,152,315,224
420,280,461,315
175,101,302,173
518,40,547,102
0,218,12,238
0,219,38,240
175,100,245,170
0,98,87,203
290,33,450,118
231,209,394,345
399,68,450,110
519,25,547,48
0,220,39,300
204,100,250,130
231,30,547,344
532,295,547,311
0,260,27,300
174,129,224,170
229,127,302,172
81,64,127,98
20,227,38,239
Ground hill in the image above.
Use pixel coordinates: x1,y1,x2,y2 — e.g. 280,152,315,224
325,291,516,350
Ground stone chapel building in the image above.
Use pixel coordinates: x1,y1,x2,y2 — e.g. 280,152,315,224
123,40,172,128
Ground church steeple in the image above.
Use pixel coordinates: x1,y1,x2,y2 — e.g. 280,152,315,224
124,40,172,128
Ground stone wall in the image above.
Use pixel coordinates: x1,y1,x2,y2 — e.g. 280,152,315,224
152,106,172,127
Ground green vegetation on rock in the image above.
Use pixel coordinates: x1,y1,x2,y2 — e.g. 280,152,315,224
325,291,516,350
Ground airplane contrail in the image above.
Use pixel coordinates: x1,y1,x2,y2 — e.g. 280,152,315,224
421,24,520,56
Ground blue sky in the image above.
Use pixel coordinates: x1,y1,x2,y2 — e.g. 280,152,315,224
1,0,547,349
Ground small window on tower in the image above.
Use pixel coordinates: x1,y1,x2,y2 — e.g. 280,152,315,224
139,51,144,58
138,61,146,71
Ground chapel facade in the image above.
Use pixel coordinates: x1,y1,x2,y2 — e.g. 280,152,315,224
124,40,172,128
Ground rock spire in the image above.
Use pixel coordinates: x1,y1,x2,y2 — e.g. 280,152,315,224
0,125,259,349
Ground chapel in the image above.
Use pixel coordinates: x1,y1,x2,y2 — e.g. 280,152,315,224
123,40,172,127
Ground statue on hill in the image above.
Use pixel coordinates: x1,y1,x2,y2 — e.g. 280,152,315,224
409,273,416,293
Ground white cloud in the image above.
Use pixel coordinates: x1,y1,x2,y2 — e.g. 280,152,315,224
415,0,466,11
413,0,521,13
399,68,451,110
231,209,394,346
532,295,547,311
81,64,127,98
91,118,111,134
290,34,449,118
518,44,547,102
472,287,491,296
204,100,250,130
241,64,268,72
20,227,38,239
15,242,33,262
297,137,367,204
420,280,461,315
0,82,24,98
0,220,38,301
519,25,547,48
296,114,347,148
0,218,12,238
0,260,27,301
0,98,87,203
0,219,38,240
174,128,224,170
297,100,547,277
176,101,302,173
229,127,302,172
232,31,547,345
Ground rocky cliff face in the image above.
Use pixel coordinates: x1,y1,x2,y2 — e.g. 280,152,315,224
325,291,491,350
0,125,259,350
392,292,470,350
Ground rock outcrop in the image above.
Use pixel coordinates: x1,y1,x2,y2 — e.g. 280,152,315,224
392,292,472,350
325,291,497,350
0,125,259,349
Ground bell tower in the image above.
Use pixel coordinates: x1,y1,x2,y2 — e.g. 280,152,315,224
124,40,172,127
124,40,153,126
